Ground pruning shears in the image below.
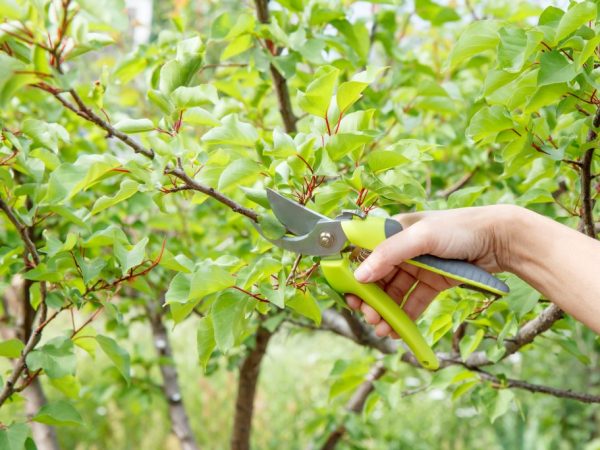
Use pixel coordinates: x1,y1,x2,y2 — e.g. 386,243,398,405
253,189,510,370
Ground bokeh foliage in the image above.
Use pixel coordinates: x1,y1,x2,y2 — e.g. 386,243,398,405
0,0,599,448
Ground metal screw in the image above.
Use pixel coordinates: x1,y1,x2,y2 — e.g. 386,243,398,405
319,232,334,248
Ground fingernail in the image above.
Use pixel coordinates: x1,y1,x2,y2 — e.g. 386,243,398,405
354,262,373,283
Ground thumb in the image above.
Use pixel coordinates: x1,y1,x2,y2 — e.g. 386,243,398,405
353,220,433,283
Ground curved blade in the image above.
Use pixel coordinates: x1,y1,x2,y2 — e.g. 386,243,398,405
266,188,330,236
252,220,346,256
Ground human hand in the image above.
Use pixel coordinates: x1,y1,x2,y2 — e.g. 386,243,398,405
346,205,518,337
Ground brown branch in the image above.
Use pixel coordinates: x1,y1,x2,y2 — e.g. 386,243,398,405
165,161,259,223
477,370,600,404
33,84,155,159
437,169,477,199
0,302,48,407
320,362,386,450
0,198,40,265
146,298,199,450
253,0,298,133
66,89,155,158
37,84,262,225
231,326,273,450
0,197,51,408
316,308,598,403
581,105,600,238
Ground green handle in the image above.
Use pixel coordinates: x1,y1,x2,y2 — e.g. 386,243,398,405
321,255,439,370
341,217,509,296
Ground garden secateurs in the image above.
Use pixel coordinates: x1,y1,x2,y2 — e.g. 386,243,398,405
253,189,510,370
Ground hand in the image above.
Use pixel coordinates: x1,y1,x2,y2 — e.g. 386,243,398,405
346,205,517,338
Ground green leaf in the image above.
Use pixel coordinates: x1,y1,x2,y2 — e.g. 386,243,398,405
555,1,596,42
184,107,221,126
49,375,81,399
446,21,500,70
113,118,154,133
172,84,219,108
505,274,540,318
159,37,203,94
497,27,527,72
415,0,460,25
297,66,339,117
165,272,191,303
74,256,106,285
326,132,374,161
202,114,258,147
257,214,286,240
576,34,600,67
221,34,253,60
217,158,259,191
459,329,484,361
96,335,131,384
336,81,368,113
0,339,24,358
538,51,577,87
91,179,139,215
197,316,216,372
40,231,77,257
26,337,76,379
33,400,84,427
272,128,296,157
189,265,235,301
490,389,514,423
447,186,486,208
240,257,281,289
212,291,247,352
44,154,121,204
367,150,410,173
114,237,148,274
466,106,514,142
22,119,69,152
0,423,30,450
287,291,321,325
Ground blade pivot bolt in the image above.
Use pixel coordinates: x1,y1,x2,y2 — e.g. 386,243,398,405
319,232,335,248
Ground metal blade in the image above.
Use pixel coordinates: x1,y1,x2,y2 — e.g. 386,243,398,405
252,220,346,256
266,188,330,236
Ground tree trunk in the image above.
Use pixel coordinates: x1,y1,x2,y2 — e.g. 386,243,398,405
24,378,60,450
230,327,273,450
147,301,200,450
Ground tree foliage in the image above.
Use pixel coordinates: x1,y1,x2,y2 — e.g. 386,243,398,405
0,0,599,448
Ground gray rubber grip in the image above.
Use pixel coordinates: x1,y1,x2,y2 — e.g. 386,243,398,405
383,218,509,295
411,255,509,295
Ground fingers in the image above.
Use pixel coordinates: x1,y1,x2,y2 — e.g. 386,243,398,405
402,282,439,320
354,221,434,283
346,294,362,310
360,302,381,324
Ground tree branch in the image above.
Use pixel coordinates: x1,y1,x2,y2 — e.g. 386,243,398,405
0,198,50,408
315,309,598,403
165,162,259,223
477,370,600,404
437,169,477,199
0,198,40,265
253,0,298,134
320,362,386,450
145,299,199,450
35,84,262,223
231,326,273,450
581,105,600,238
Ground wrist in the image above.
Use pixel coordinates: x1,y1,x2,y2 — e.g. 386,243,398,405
490,204,534,274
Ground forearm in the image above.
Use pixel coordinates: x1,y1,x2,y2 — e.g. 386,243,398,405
505,207,600,333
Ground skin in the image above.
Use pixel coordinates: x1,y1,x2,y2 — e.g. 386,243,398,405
348,205,600,337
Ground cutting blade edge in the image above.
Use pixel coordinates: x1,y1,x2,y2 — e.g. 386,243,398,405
266,188,330,236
